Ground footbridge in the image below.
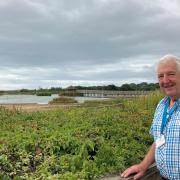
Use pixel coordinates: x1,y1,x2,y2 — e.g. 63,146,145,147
76,90,151,98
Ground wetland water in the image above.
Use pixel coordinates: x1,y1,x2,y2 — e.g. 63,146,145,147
0,94,108,104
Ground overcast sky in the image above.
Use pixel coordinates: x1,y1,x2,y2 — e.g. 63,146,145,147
0,0,180,90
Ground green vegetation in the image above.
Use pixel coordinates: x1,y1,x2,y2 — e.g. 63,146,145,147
49,96,78,104
82,98,123,107
60,91,83,97
36,92,52,96
0,91,163,179
0,87,62,95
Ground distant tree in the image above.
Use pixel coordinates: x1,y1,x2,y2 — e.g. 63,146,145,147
60,82,160,91
106,84,118,90
120,84,134,91
19,89,29,92
129,83,137,91
0,90,4,95
137,82,148,91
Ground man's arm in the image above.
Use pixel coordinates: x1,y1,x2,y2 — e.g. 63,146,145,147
121,142,155,180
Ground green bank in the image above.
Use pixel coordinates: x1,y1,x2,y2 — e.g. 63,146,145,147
0,91,163,179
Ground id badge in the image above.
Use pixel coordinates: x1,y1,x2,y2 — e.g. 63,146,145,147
156,135,165,148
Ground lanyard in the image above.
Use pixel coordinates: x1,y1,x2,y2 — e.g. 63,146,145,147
160,97,178,134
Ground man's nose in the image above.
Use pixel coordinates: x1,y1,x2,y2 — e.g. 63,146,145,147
163,75,169,83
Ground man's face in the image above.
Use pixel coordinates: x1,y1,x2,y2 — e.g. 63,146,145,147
157,60,180,100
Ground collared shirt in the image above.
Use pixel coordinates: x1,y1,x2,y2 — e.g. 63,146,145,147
150,96,180,179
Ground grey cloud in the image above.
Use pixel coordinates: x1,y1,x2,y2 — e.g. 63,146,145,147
0,0,180,89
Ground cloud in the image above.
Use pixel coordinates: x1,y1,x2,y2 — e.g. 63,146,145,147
0,0,180,89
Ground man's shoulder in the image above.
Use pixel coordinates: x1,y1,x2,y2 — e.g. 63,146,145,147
156,96,167,108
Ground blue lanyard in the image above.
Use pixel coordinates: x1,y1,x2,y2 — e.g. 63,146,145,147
161,97,178,134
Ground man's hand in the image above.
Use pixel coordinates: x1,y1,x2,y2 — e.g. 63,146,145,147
121,143,155,180
120,164,146,180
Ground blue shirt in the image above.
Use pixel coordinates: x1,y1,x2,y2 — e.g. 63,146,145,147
150,96,180,179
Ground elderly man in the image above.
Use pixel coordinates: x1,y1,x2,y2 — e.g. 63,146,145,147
121,54,180,180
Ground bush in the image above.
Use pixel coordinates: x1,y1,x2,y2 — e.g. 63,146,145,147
36,92,52,96
49,96,78,104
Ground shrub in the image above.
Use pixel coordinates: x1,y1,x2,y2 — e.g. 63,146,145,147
36,92,52,96
49,96,78,104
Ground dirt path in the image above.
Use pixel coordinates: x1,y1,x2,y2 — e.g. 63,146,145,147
0,103,79,112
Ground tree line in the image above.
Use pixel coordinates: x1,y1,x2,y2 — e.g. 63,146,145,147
0,82,159,95
73,82,159,91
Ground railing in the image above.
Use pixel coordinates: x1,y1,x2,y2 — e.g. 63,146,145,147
76,90,151,98
100,164,161,180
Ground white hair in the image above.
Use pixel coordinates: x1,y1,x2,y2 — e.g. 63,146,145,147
157,54,180,72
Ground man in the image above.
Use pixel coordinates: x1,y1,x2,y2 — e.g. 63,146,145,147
121,54,180,180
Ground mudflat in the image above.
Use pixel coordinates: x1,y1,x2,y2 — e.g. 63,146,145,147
0,103,78,112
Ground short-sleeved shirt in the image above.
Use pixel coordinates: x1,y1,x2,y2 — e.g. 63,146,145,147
150,96,180,179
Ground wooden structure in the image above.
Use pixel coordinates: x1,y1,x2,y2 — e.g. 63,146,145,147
100,163,161,180
76,90,151,98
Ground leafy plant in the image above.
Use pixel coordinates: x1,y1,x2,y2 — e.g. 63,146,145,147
0,91,163,179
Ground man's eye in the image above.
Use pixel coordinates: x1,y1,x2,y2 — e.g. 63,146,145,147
158,75,163,79
168,73,175,76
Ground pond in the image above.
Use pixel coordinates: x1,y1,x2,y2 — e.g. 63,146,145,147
0,95,108,104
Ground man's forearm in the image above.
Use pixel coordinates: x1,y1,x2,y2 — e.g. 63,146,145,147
140,143,155,170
